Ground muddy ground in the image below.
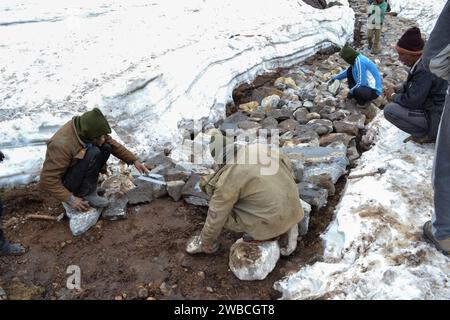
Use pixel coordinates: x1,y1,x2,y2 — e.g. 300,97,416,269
0,177,345,300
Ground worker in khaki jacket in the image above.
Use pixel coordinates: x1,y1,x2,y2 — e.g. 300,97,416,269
39,108,148,212
186,133,304,256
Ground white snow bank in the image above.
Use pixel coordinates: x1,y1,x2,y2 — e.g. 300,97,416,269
274,114,450,299
0,0,354,187
389,0,446,34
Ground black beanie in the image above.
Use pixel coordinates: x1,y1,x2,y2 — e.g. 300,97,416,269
397,27,425,52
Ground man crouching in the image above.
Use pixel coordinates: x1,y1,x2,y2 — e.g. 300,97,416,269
186,133,304,257
39,108,148,213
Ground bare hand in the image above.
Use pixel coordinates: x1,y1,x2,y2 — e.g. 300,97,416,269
134,160,149,175
70,197,90,212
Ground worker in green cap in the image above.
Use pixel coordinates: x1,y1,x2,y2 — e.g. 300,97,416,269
40,108,149,212
186,132,304,256
330,43,383,106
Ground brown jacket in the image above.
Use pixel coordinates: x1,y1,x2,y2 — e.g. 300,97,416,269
39,118,137,202
200,144,304,246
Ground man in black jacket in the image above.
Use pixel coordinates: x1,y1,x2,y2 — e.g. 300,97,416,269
0,150,26,256
384,27,448,143
421,2,450,255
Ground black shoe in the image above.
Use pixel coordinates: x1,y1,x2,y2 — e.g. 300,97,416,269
0,241,26,256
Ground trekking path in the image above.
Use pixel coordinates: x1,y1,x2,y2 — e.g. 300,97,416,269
1,0,448,300
274,0,450,300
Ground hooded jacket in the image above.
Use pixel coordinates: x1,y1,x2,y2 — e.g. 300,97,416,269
39,118,137,202
393,58,448,141
199,144,304,246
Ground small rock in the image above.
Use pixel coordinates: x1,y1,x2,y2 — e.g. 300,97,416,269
206,287,214,293
342,114,366,129
137,287,149,299
144,153,175,170
239,101,259,114
334,120,359,136
125,186,154,205
298,182,328,209
320,110,346,122
102,192,128,221
197,271,206,280
261,95,281,112
251,87,284,104
307,119,333,135
319,133,354,147
303,101,315,109
238,120,262,131
328,80,341,95
163,168,191,182
133,175,167,199
278,119,300,132
261,117,279,131
182,174,209,206
293,108,309,124
306,112,321,121
167,180,186,202
299,199,311,236
307,173,336,196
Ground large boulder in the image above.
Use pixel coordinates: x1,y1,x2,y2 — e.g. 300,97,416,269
229,239,280,281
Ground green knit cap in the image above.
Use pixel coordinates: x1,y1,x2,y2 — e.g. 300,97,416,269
74,108,111,143
339,44,359,64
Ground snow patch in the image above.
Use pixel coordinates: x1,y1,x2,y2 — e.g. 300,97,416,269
0,0,354,187
274,114,450,299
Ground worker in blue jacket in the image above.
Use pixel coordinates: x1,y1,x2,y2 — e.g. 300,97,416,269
330,43,383,106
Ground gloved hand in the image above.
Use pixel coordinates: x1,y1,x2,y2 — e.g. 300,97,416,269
0,150,4,162
186,235,219,254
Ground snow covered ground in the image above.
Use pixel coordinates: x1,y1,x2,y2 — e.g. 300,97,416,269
274,1,450,299
0,0,354,187
275,115,450,299
389,0,446,34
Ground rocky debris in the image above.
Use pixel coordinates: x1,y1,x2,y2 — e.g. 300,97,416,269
229,239,280,281
279,119,300,133
333,120,359,136
299,199,311,236
293,108,309,124
328,79,341,96
101,175,135,220
307,119,334,135
238,120,261,131
102,192,128,221
167,180,186,202
174,162,213,176
134,175,167,198
346,139,360,165
261,116,279,131
302,101,315,110
181,174,209,207
307,173,336,196
144,152,175,171
126,186,154,205
251,87,284,104
298,182,328,209
239,101,259,114
163,168,191,182
137,287,149,299
319,133,354,148
290,159,304,182
261,95,281,112
274,77,299,90
63,203,102,236
341,114,366,129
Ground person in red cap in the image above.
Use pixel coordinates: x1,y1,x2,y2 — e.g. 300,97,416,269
383,27,448,143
